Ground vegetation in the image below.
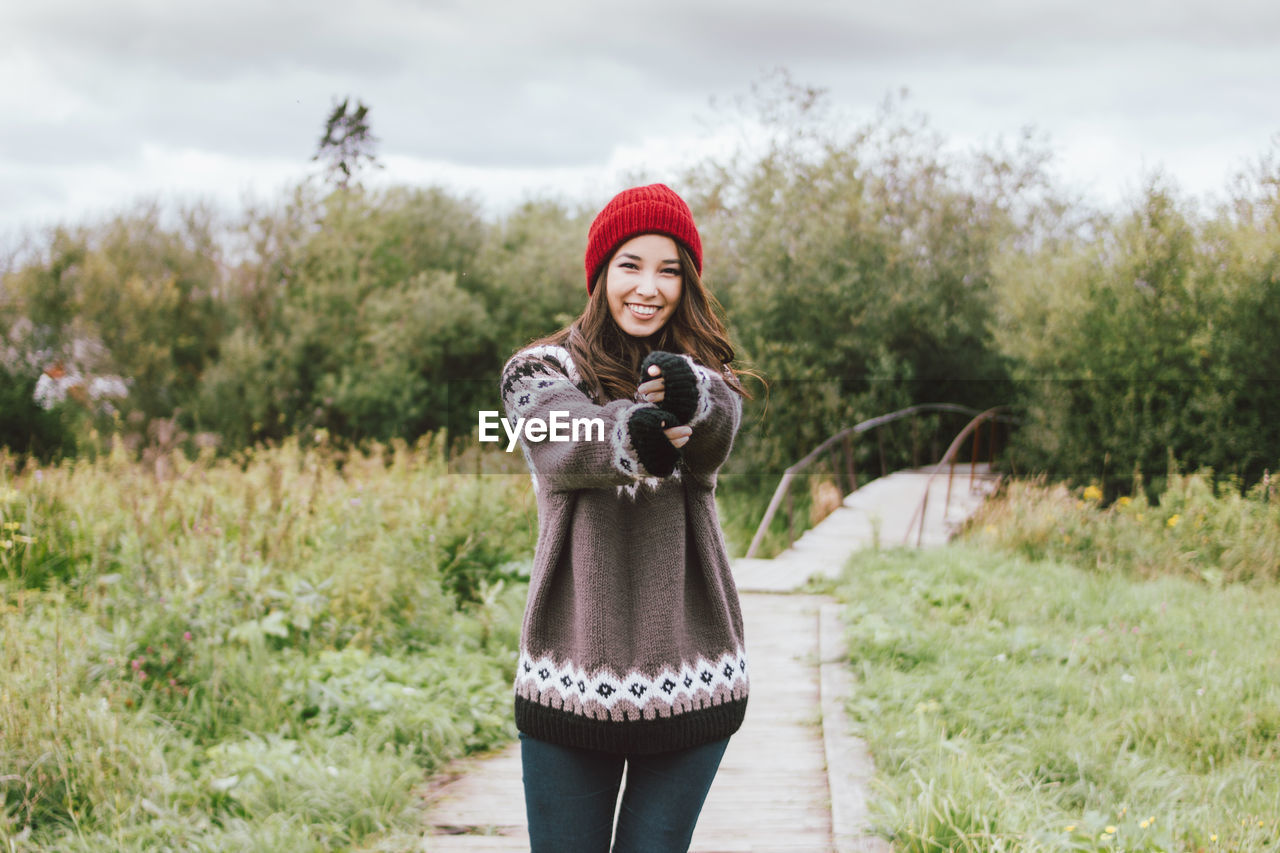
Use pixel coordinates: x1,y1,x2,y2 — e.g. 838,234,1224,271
3,76,1280,849
7,77,1277,504
993,177,1280,497
0,439,533,849
834,544,1280,851
966,469,1280,584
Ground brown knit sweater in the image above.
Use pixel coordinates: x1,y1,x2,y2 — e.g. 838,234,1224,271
500,344,748,754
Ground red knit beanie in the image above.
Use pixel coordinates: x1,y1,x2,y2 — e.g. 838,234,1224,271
584,183,703,294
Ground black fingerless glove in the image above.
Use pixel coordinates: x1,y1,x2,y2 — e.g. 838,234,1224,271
628,406,680,477
640,351,699,425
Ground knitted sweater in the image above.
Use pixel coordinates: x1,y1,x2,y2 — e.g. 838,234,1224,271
500,344,748,755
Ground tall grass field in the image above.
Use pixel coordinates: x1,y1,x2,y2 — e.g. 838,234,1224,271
836,473,1280,851
1,438,534,851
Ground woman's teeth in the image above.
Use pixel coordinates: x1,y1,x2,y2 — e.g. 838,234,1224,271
628,304,658,317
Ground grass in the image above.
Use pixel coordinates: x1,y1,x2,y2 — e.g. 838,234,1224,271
834,544,1280,851
964,470,1280,584
0,437,535,850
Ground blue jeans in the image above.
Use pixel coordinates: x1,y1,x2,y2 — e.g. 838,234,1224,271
520,732,730,853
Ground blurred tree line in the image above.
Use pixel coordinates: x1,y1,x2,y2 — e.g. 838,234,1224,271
2,79,1278,499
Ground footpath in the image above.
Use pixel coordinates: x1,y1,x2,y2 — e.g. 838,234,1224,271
417,464,999,852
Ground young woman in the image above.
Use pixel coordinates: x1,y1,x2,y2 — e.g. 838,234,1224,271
499,184,751,852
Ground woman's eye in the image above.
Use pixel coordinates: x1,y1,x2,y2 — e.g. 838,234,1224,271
661,268,681,276
619,262,638,270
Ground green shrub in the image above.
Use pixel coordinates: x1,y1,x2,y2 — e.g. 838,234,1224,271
0,438,531,848
964,469,1280,583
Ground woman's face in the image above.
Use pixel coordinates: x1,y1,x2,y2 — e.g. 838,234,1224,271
605,233,683,338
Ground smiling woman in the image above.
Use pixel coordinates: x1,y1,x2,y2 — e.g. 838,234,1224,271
605,233,683,337
497,183,754,853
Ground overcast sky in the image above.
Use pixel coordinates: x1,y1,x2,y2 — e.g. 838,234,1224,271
3,0,1278,241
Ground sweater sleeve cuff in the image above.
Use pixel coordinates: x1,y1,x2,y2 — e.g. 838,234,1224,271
680,355,719,428
623,404,680,478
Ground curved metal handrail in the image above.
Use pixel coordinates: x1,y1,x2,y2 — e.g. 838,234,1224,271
744,403,991,559
900,406,1013,547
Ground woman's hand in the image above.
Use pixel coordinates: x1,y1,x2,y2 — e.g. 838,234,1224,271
640,364,691,448
638,363,666,404
663,423,691,449
638,353,698,425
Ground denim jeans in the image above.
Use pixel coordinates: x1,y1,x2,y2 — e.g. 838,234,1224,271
520,732,730,853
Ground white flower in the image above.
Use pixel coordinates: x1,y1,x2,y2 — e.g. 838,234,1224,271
88,375,129,400
33,374,64,409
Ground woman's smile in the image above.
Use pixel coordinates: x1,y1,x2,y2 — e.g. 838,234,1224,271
626,302,661,319
606,233,683,337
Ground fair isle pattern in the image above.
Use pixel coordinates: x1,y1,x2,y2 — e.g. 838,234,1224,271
516,344,584,388
611,401,649,477
502,355,585,421
515,647,749,721
616,468,679,500
503,344,599,495
683,356,718,428
610,401,678,497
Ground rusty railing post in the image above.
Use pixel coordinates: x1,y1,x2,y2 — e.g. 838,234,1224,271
946,455,956,516
844,433,855,496
969,419,981,491
915,485,929,547
786,486,795,549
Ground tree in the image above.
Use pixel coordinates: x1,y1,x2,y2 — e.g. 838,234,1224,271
313,97,381,190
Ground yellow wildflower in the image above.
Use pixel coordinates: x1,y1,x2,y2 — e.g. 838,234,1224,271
1,540,12,550
1105,825,1118,833
1064,825,1076,833
1167,514,1181,528
1083,484,1103,502
1211,834,1218,841
1117,495,1132,507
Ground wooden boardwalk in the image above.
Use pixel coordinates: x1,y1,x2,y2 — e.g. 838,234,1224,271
412,465,998,852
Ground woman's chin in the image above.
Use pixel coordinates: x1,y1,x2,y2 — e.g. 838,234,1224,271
619,321,667,339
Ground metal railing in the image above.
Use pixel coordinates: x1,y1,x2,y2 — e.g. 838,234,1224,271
900,406,1014,547
745,403,1000,559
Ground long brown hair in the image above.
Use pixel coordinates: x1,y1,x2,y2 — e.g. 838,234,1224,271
528,244,753,403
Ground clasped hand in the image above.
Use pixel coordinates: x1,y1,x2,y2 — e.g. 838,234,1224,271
638,364,692,449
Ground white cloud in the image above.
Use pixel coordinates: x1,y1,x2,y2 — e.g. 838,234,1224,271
1,0,1277,236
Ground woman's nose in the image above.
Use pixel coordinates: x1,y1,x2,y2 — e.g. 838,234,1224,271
636,273,658,295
